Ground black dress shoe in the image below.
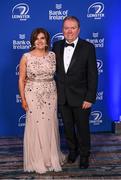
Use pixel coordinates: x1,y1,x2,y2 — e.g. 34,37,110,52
67,152,79,163
79,156,89,169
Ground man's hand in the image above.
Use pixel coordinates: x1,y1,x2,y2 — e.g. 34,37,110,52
82,101,92,109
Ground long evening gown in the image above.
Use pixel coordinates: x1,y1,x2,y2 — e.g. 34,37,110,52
23,51,65,174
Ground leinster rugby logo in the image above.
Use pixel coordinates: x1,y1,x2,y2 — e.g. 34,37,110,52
87,2,104,19
51,33,64,47
18,114,26,127
90,111,102,125
12,3,30,21
97,59,103,74
15,64,19,76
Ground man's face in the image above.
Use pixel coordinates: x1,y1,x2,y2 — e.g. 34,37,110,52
63,19,80,43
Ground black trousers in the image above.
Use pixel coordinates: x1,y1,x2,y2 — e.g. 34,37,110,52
60,103,91,157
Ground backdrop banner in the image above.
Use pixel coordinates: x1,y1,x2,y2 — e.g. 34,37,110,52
0,0,121,136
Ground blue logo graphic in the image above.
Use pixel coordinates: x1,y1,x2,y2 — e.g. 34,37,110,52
12,3,30,21
87,2,104,19
97,59,103,70
88,2,104,14
90,111,102,125
12,3,29,15
51,33,64,47
18,114,26,127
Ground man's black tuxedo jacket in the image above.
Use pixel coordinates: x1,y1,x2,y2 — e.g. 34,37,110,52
52,38,98,106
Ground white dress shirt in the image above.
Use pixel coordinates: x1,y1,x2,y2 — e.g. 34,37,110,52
63,38,78,73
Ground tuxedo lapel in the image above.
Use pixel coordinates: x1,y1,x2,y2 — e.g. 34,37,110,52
67,39,83,73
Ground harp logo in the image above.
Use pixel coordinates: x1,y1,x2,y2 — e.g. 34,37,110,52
96,91,103,101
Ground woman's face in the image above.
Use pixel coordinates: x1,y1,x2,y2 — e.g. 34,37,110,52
34,32,47,50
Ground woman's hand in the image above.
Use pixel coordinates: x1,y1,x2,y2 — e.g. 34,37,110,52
22,100,28,111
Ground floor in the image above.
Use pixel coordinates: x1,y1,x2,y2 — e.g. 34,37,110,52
0,133,121,179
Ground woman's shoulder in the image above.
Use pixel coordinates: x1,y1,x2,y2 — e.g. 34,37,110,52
49,51,55,56
20,52,31,64
48,51,56,63
48,51,56,59
22,52,30,58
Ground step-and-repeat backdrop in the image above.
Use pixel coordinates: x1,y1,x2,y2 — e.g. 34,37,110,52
0,0,121,136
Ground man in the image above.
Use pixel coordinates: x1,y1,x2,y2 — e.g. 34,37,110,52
52,16,98,169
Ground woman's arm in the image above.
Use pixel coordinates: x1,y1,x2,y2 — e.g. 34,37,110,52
19,55,28,111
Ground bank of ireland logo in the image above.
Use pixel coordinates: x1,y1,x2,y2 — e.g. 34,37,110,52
90,111,102,125
13,34,30,50
56,4,62,10
87,2,104,19
16,94,21,103
51,33,64,47
12,3,30,21
97,59,103,74
86,32,104,48
49,3,68,20
96,91,103,100
18,114,26,127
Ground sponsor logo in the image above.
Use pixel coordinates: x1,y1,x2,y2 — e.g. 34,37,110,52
56,4,62,10
16,94,21,103
90,111,103,125
97,59,103,74
13,34,31,50
58,112,63,127
87,2,104,19
18,114,26,127
86,32,104,48
49,4,68,20
96,91,103,100
12,3,30,21
51,32,64,47
15,64,19,76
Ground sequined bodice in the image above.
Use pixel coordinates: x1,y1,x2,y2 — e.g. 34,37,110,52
24,51,56,81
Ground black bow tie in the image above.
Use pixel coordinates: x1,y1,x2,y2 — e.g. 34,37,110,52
64,42,74,48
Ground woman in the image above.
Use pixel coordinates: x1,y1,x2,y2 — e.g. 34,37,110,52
19,28,65,174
